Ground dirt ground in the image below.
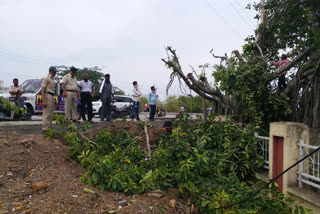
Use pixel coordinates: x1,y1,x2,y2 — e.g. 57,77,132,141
0,122,194,214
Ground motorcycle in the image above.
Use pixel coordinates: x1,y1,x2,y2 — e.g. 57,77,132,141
110,104,132,119
0,95,32,121
176,107,185,118
156,106,166,117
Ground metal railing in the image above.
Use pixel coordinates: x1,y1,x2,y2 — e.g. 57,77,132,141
255,133,269,169
297,140,320,190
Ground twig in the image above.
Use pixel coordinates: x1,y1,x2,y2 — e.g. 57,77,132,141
132,131,144,142
144,117,151,158
78,131,100,147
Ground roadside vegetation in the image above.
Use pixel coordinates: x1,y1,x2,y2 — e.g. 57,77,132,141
46,115,311,213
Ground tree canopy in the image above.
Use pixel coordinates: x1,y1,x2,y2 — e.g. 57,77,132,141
162,0,320,130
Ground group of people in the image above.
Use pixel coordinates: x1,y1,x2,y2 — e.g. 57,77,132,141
8,53,288,133
40,66,159,133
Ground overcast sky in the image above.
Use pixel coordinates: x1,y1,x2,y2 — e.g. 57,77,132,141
0,0,258,100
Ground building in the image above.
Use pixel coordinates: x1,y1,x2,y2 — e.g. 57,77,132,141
0,80,9,94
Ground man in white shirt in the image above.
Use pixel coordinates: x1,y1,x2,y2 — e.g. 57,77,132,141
78,73,95,123
130,81,142,121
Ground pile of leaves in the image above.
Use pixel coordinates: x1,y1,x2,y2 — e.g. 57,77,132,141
56,115,310,213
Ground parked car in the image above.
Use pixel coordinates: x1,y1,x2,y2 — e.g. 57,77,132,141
0,79,64,115
92,95,133,117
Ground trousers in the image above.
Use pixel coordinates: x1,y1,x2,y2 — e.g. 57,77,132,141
80,92,93,121
65,91,78,120
42,94,55,131
130,101,140,120
149,105,156,119
100,98,111,120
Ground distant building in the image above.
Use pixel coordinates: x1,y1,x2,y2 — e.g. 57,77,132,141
0,80,9,94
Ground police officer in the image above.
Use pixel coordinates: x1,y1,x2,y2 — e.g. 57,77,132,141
9,78,24,97
41,66,57,133
62,66,80,122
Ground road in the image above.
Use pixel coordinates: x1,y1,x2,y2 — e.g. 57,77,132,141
0,112,202,134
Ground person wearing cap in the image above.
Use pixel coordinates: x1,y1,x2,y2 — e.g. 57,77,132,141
78,73,95,123
130,81,142,121
99,74,114,121
148,86,159,121
62,66,80,122
9,78,24,97
41,66,57,133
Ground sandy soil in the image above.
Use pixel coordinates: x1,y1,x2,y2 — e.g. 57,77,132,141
0,122,195,214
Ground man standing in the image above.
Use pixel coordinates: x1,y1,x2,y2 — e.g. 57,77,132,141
62,66,80,122
9,78,23,97
148,86,159,121
99,74,114,121
41,66,57,133
131,81,142,121
78,73,95,123
271,54,289,91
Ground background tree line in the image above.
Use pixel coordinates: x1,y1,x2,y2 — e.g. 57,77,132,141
56,66,125,101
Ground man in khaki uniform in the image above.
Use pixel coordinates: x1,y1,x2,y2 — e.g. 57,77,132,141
41,66,57,133
9,78,24,118
62,66,80,122
9,78,23,97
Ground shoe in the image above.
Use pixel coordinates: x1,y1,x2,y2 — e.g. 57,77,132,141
72,120,81,123
100,118,104,122
88,120,94,124
137,118,140,121
106,118,113,122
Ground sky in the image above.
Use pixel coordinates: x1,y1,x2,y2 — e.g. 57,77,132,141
0,0,258,100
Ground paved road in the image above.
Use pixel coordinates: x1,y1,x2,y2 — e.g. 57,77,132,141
0,112,201,134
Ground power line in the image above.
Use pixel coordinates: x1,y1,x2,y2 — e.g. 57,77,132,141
231,0,256,28
229,0,255,30
206,0,247,40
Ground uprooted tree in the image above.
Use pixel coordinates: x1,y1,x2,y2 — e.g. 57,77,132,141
162,0,320,129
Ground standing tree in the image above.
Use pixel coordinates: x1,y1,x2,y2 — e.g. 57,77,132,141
162,0,320,129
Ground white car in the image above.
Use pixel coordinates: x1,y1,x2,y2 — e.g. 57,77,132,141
92,95,133,116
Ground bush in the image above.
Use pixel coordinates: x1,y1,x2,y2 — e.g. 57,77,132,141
61,117,310,213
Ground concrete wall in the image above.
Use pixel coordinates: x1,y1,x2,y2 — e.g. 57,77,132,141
269,122,309,194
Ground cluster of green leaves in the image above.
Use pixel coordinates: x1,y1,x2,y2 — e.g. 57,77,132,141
212,58,291,133
60,116,309,213
0,96,27,116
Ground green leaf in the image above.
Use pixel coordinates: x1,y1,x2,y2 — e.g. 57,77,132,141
255,173,261,180
83,188,95,194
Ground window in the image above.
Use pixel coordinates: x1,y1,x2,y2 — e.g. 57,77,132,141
115,96,132,103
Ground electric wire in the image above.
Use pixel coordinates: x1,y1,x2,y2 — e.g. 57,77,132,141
212,145,320,211
229,0,255,30
231,0,256,27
